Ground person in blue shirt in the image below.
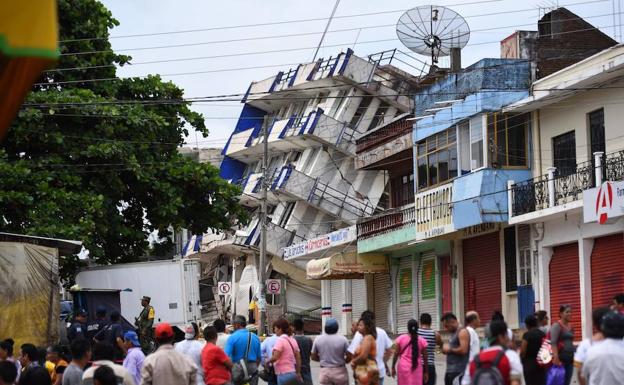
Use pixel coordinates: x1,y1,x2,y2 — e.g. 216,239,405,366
261,333,279,385
224,315,262,385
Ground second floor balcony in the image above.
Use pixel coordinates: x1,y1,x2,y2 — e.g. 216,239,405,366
355,114,413,170
357,204,415,253
233,219,304,257
509,150,624,223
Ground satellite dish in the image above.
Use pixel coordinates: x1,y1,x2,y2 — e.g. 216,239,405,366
396,5,470,65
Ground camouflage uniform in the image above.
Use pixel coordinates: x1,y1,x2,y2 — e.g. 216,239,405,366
135,296,155,353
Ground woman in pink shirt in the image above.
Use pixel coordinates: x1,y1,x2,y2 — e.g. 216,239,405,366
391,319,429,385
268,318,302,385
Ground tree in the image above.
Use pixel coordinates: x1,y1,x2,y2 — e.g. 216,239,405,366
0,0,247,284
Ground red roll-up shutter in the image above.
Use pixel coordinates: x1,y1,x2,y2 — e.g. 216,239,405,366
463,232,501,326
549,243,582,340
591,234,624,309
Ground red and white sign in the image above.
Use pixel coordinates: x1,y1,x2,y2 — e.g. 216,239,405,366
266,279,282,294
217,281,231,295
583,181,624,224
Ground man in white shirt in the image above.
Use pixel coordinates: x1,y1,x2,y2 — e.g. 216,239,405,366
175,323,205,385
463,311,481,381
213,319,230,349
582,312,624,385
82,341,136,385
348,311,393,385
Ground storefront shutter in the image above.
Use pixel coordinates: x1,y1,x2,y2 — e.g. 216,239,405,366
549,243,582,340
591,234,624,310
351,278,368,321
463,232,501,326
330,280,343,321
396,256,414,334
373,273,392,332
419,253,439,329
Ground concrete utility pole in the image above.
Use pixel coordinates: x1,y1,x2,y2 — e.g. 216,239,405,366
258,115,269,336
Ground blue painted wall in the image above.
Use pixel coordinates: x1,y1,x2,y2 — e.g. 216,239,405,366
220,104,266,181
452,169,532,229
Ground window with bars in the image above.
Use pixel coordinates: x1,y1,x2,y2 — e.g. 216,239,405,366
487,113,529,168
416,128,458,190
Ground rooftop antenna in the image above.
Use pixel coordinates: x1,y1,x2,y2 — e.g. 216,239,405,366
312,0,341,61
396,5,470,71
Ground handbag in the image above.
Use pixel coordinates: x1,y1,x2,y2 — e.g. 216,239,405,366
258,366,277,383
536,337,553,368
231,333,256,385
546,364,565,385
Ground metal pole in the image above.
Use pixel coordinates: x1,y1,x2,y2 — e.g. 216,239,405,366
312,0,341,61
258,115,269,336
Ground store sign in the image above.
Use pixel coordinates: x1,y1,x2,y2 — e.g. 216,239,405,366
461,222,497,238
399,267,413,304
583,181,624,224
283,226,356,260
415,183,455,240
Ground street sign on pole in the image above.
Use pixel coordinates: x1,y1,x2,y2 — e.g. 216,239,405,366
217,281,231,296
266,279,282,295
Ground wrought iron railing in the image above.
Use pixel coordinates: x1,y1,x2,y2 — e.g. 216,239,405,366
357,205,416,239
511,150,624,217
355,117,413,153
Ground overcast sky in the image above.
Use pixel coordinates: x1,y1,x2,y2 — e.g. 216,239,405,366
101,0,621,147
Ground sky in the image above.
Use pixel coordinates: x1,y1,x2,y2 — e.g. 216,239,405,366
100,0,622,148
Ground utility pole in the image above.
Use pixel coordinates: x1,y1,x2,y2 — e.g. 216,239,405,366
258,115,269,336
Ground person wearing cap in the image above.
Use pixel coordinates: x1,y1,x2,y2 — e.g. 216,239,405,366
582,311,624,385
141,322,198,385
67,310,88,343
311,318,352,385
87,307,108,344
122,331,145,385
135,296,155,353
175,323,205,385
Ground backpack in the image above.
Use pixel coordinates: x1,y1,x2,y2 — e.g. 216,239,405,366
470,350,506,385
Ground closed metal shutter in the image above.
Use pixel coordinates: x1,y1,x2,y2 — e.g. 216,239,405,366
549,242,582,340
351,278,368,321
373,273,392,332
463,232,501,326
418,253,439,329
330,280,343,321
591,234,624,310
396,257,413,334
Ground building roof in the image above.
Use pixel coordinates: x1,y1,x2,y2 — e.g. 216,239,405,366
0,232,82,255
504,44,624,112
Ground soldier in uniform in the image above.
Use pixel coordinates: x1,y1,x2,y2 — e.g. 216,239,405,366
135,295,155,353
67,309,88,342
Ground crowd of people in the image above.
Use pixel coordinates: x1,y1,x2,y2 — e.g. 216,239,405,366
1,293,623,385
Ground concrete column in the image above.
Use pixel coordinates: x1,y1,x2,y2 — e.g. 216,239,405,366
453,239,465,316
341,279,353,336
579,237,595,340
507,180,515,219
231,258,238,323
538,247,553,314
320,280,332,330
547,167,557,208
594,152,604,186
390,262,399,335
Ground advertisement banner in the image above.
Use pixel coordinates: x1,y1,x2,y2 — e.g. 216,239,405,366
399,267,413,304
421,259,436,300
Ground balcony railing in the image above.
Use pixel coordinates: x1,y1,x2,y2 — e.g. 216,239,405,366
510,150,624,217
357,205,416,240
233,220,303,256
356,117,413,153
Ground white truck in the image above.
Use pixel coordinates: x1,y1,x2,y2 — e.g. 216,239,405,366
75,258,202,330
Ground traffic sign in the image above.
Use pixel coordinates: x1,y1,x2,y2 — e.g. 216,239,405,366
217,281,231,295
266,279,282,294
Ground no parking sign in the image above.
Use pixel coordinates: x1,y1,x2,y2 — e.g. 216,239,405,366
217,281,231,295
266,279,282,294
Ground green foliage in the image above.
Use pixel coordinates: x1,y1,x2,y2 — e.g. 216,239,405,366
0,0,246,284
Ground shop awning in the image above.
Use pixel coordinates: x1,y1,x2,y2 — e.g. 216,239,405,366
306,251,388,280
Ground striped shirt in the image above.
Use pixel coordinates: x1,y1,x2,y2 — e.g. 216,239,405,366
418,328,437,365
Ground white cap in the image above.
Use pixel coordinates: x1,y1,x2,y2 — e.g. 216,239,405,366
184,324,195,340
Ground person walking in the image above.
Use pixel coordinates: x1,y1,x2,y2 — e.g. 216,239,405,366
0,339,21,380
574,307,610,385
440,313,469,385
550,305,576,385
351,317,379,385
260,332,278,385
201,326,232,385
62,340,91,385
391,319,428,385
82,342,135,385
175,323,205,385
67,310,88,343
311,319,351,385
267,319,301,385
349,311,392,385
463,311,481,381
223,315,261,385
135,296,155,354
520,314,546,385
582,311,624,385
213,320,229,350
462,320,523,385
141,323,197,385
292,319,312,385
121,331,144,385
418,314,442,385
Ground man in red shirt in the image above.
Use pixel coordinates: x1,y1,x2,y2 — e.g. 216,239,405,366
202,326,233,385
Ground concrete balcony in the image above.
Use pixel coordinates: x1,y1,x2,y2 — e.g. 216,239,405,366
270,165,374,223
357,204,416,251
509,151,624,224
355,115,412,170
233,219,304,257
237,173,262,207
225,108,356,163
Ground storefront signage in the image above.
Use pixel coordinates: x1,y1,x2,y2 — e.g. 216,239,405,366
583,181,624,224
461,222,497,238
283,226,356,260
415,183,455,240
399,267,413,304
421,259,436,300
